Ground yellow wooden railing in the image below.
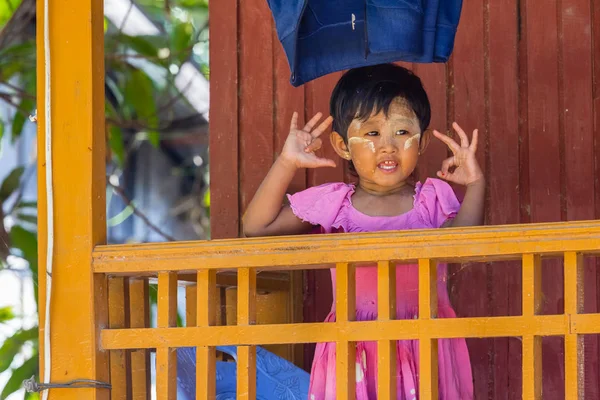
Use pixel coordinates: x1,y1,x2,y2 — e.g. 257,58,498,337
94,221,600,399
35,1,599,399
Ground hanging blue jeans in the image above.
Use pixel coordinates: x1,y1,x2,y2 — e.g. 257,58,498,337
266,0,464,86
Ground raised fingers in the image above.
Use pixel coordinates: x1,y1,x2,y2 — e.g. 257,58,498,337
290,112,298,131
452,122,469,147
311,116,333,138
470,129,479,152
433,130,461,152
303,112,323,132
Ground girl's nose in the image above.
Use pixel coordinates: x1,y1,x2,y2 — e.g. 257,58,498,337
379,134,398,153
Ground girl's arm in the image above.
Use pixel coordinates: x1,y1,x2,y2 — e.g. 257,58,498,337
433,122,485,228
242,112,336,237
243,157,312,237
446,178,485,227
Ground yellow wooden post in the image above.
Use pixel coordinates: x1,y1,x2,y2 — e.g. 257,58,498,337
156,272,178,399
196,270,217,399
418,259,438,400
36,0,108,398
564,252,584,399
377,261,396,400
336,262,356,400
522,254,542,400
129,279,151,400
237,268,257,400
108,277,131,400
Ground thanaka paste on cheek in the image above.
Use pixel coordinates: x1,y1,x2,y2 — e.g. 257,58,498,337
403,133,421,150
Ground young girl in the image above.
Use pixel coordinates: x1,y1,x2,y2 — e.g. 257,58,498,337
243,64,483,399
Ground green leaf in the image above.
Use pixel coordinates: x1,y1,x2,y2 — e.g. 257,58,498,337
0,353,39,400
148,131,160,148
108,125,125,167
12,99,34,142
0,327,38,373
117,35,159,59
15,201,37,210
0,166,24,203
107,203,134,227
16,213,37,224
0,306,15,324
25,391,39,400
124,69,157,128
171,21,194,61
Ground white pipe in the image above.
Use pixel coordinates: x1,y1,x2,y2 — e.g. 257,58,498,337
42,0,53,397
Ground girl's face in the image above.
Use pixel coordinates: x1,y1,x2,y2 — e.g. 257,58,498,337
333,98,423,193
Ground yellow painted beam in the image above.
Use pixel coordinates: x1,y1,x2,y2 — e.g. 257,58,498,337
377,261,396,400
36,0,108,397
93,220,600,274
156,272,177,399
100,315,575,349
564,252,584,399
196,270,217,400
128,279,150,400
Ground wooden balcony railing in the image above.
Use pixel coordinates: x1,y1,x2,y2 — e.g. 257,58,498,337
94,220,600,400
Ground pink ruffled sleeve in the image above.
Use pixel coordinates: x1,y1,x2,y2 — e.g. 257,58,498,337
415,178,461,228
286,183,353,233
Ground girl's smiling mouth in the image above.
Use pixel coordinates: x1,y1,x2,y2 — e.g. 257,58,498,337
377,160,398,173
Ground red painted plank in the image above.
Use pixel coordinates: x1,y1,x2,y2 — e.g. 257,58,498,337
306,73,345,187
594,0,600,393
560,0,598,396
273,31,306,195
238,0,275,216
209,0,238,239
448,1,490,398
524,0,564,397
412,64,448,183
486,0,521,398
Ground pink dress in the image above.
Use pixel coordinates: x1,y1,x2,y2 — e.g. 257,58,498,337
287,178,474,400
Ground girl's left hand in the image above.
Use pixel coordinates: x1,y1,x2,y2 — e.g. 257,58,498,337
433,122,484,186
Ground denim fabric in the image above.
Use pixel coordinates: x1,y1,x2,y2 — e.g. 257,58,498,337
267,0,463,86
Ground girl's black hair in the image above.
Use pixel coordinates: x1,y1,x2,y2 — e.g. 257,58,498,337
330,64,431,143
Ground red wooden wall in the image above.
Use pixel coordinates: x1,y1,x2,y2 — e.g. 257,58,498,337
210,0,600,398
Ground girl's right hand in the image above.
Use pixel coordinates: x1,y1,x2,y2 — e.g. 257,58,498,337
279,112,337,169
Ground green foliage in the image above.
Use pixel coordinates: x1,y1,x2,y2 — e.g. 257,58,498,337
0,1,210,397
0,167,24,203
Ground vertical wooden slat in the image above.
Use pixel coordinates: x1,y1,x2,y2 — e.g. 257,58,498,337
209,0,238,239
419,339,438,400
522,254,542,399
418,259,438,400
156,272,177,400
450,2,489,395
522,335,542,400
336,262,356,399
486,0,521,396
564,252,585,399
197,270,217,400
522,254,542,316
108,277,130,400
237,268,257,400
239,0,273,217
36,0,109,397
186,284,197,327
560,0,598,394
418,259,437,319
377,261,396,399
129,279,150,400
525,0,565,393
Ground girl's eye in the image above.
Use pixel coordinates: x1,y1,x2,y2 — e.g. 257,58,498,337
396,130,409,136
366,131,379,137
